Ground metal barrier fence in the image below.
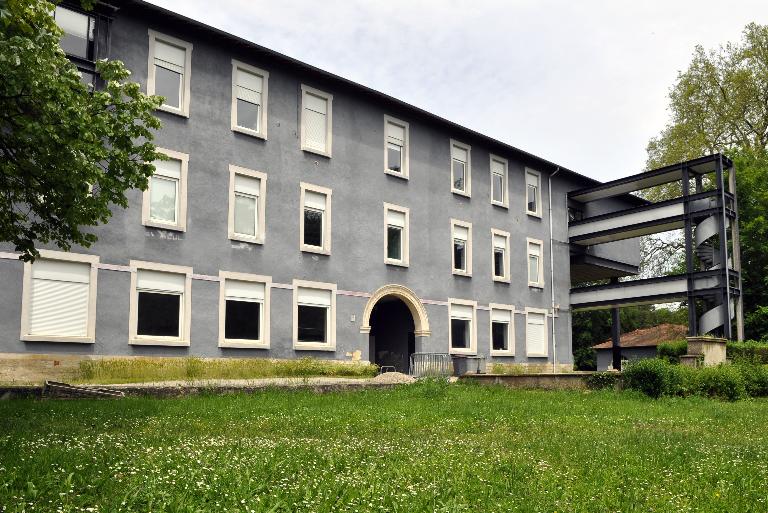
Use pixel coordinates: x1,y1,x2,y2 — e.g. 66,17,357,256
409,352,453,378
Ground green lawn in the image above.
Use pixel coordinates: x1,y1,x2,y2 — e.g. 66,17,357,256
1,382,767,512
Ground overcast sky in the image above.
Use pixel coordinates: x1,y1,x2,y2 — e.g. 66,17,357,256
148,0,767,182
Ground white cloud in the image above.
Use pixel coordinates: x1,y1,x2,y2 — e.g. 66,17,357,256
147,0,768,181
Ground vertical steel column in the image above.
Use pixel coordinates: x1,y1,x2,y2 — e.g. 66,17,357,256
728,163,744,340
716,155,733,339
682,166,697,336
610,277,621,370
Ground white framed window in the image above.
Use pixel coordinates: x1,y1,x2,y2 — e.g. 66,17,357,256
300,85,333,157
384,116,409,179
147,30,192,117
231,60,269,139
491,229,510,283
448,299,477,355
384,203,409,267
300,183,332,255
219,271,271,349
451,219,472,276
293,280,336,351
489,304,515,356
527,238,544,288
142,148,188,232
228,165,267,244
490,155,508,208
525,307,549,357
450,140,471,196
526,168,542,217
20,250,99,344
129,261,192,346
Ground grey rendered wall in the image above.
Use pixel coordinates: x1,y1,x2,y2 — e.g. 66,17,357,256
596,347,658,370
0,6,581,367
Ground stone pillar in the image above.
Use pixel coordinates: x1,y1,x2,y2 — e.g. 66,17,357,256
684,336,727,366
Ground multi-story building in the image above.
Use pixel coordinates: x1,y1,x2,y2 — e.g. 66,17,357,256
1,0,658,373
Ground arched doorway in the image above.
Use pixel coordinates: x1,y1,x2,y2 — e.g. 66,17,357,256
360,284,430,372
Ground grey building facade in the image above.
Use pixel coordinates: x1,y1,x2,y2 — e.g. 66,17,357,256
0,0,642,373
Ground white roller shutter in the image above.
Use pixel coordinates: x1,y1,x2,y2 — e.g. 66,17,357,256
491,158,505,176
491,308,511,323
526,170,539,189
234,174,260,196
304,190,326,211
526,312,547,356
529,241,541,257
225,279,265,301
493,234,506,249
454,224,469,241
153,158,181,179
387,122,405,144
304,93,328,151
451,144,468,163
236,68,263,105
386,209,406,228
137,269,185,293
154,40,185,74
297,287,331,306
451,303,473,320
29,260,91,337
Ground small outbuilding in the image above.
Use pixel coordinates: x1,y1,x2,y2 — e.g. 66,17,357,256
592,324,687,371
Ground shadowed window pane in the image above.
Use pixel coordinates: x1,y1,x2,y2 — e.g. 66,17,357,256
492,322,508,351
529,255,540,283
137,292,180,337
453,160,465,191
234,194,257,236
237,99,260,131
387,226,402,260
453,239,465,271
387,143,402,173
451,318,469,349
225,300,260,340
494,248,505,277
155,66,181,109
492,173,504,203
304,208,323,247
149,176,177,223
298,305,327,342
527,184,538,213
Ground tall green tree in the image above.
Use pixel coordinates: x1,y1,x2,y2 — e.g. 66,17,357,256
0,0,164,262
644,22,768,340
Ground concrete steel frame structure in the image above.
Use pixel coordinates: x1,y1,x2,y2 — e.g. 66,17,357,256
4,0,737,373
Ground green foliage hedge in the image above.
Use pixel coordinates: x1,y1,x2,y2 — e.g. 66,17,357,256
728,341,768,364
584,372,620,390
622,359,768,401
657,340,688,363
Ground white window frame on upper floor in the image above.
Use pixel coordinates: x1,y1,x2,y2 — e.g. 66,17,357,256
218,271,271,349
129,260,192,347
142,147,189,232
384,115,409,179
527,237,545,288
490,154,509,208
489,303,515,356
20,250,99,344
228,165,267,244
525,307,549,357
383,202,410,267
491,228,510,283
450,139,471,197
293,279,337,351
525,167,543,218
147,29,193,118
300,84,333,158
300,182,332,255
231,59,269,139
451,218,472,277
448,298,477,355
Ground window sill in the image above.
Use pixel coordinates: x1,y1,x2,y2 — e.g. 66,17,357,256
219,340,269,349
230,233,264,245
157,104,189,118
232,125,267,140
452,270,472,278
491,201,509,209
526,352,549,358
490,350,515,357
493,276,510,284
526,211,542,219
302,146,332,159
451,188,471,198
385,259,409,268
301,245,330,256
21,334,94,344
528,283,544,289
294,343,336,352
129,337,190,347
385,169,409,180
143,221,186,232
449,348,477,356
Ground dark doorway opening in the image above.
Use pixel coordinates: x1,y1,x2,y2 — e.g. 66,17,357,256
368,296,415,372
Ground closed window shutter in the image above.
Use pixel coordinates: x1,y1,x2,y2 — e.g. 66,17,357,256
454,224,469,241
234,174,260,196
153,158,181,179
137,269,185,293
387,122,405,144
527,312,546,355
451,303,473,320
225,279,265,301
297,287,331,306
304,190,326,211
386,209,406,228
29,260,91,337
493,234,506,249
452,145,468,163
236,68,263,105
154,40,185,74
304,93,328,151
491,308,511,323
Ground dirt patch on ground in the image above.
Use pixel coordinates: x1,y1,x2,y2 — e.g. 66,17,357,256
371,372,416,384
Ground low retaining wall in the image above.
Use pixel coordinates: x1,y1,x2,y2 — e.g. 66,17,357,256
460,372,594,390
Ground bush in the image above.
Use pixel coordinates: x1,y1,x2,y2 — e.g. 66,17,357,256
727,340,768,364
696,365,747,401
622,359,677,399
657,340,688,363
734,362,768,397
584,372,620,390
